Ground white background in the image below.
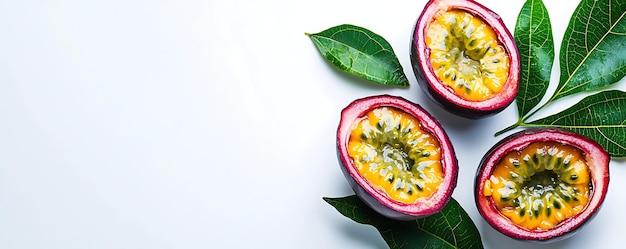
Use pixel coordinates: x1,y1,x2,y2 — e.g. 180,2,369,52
0,0,624,248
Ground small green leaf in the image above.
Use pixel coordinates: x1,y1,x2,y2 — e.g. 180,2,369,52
514,0,554,119
552,0,626,101
323,195,483,249
528,90,626,157
307,24,409,86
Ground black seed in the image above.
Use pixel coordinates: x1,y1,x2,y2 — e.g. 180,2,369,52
451,73,457,81
501,196,509,201
533,209,540,217
415,183,424,191
532,154,540,165
556,158,563,168
482,47,491,57
553,201,561,209
469,39,476,47
360,133,368,140
492,59,500,63
394,181,403,190
422,151,431,157
512,159,520,167
376,121,383,130
546,207,552,217
513,198,520,207
519,209,525,217
570,175,578,181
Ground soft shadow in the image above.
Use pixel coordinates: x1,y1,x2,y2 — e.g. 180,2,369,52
413,87,495,132
479,219,573,249
323,59,410,91
339,222,388,249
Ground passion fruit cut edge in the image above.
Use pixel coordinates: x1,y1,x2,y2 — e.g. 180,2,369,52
336,94,458,220
474,128,610,242
410,0,520,119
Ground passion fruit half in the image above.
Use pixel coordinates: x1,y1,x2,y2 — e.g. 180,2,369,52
337,95,458,220
410,0,520,119
475,129,610,242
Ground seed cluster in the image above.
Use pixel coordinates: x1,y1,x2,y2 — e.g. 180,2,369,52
426,10,510,101
348,107,443,204
483,142,591,230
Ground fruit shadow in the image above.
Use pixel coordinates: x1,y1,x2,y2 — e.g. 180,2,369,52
333,181,388,248
338,221,388,249
479,220,573,249
416,90,487,132
323,62,410,92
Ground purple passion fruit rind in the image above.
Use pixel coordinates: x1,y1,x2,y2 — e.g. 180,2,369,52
337,95,458,220
475,129,610,242
410,0,520,119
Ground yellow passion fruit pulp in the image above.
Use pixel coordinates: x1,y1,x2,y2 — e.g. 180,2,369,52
337,95,457,220
411,0,519,119
475,129,610,242
427,10,510,101
483,142,590,230
348,106,444,204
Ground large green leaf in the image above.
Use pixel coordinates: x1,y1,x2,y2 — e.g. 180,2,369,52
306,24,409,86
323,195,483,249
552,0,626,101
515,0,554,119
528,90,626,157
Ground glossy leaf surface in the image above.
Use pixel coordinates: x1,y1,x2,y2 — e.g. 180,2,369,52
515,0,554,119
529,90,626,157
323,195,483,249
552,0,626,101
307,24,409,86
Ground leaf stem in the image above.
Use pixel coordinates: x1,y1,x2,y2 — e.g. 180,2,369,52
494,120,523,137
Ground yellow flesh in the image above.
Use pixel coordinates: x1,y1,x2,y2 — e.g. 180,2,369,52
347,107,443,204
426,10,510,101
483,142,591,230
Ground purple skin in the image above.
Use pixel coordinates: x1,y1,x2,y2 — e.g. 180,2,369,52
410,0,520,119
474,128,610,242
336,94,458,220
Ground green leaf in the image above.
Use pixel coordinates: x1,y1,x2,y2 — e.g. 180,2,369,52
514,0,554,119
528,90,626,157
323,195,483,249
551,0,626,101
306,24,409,86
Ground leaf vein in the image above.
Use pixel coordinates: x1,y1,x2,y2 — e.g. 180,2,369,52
556,5,626,98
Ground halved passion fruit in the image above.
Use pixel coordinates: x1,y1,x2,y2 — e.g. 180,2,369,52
410,0,520,119
475,129,610,242
337,95,458,220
